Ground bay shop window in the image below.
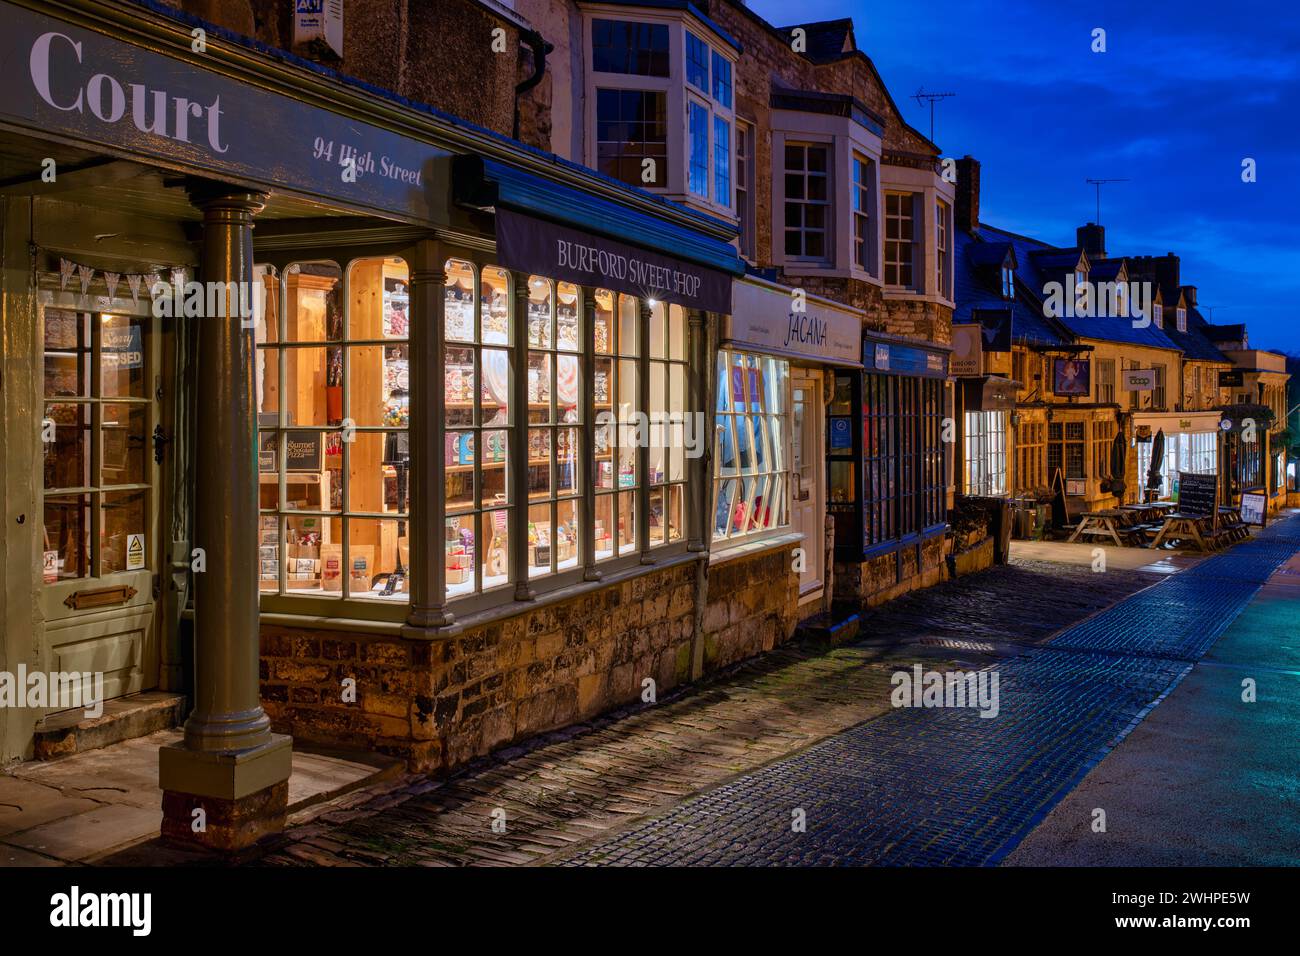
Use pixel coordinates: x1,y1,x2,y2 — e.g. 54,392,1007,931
712,351,791,543
255,255,696,617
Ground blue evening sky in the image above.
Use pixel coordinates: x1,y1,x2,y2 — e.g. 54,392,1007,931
748,0,1299,353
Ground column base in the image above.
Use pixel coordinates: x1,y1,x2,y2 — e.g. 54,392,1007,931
159,733,292,852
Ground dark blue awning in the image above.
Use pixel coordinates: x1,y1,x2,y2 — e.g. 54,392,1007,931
454,155,746,279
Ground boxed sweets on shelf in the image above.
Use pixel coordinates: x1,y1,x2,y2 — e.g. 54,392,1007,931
526,298,549,347
484,289,509,342
557,302,579,350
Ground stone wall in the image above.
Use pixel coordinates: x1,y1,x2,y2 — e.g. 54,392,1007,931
168,0,533,145
833,534,947,607
260,541,799,772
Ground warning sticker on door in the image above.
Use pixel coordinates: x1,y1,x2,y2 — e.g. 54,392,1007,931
43,550,59,584
126,534,146,570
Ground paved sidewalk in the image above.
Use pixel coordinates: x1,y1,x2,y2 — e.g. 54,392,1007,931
1005,545,1300,865
201,555,1160,867
558,517,1299,865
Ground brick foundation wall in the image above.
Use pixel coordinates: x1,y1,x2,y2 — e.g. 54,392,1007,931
261,542,798,772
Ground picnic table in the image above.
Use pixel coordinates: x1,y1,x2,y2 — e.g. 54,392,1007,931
1149,508,1248,551
1067,508,1142,546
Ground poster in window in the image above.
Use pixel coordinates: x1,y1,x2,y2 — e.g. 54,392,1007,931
1053,358,1090,396
829,417,852,450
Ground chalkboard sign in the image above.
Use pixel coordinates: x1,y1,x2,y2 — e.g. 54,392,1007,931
1177,471,1218,524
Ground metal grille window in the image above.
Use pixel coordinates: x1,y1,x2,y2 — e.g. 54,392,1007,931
964,410,1007,496
255,258,411,602
596,89,667,187
885,192,916,288
784,143,830,261
852,154,873,272
861,373,945,545
713,351,790,543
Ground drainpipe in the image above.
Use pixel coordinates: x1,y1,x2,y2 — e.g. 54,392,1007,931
513,28,553,142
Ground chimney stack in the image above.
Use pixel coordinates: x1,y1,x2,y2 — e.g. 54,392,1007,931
1180,285,1197,307
1076,223,1106,259
954,155,980,233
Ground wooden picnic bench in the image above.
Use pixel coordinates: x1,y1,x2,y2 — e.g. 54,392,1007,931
1067,509,1144,547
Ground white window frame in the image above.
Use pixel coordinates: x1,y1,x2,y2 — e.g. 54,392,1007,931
935,199,950,299
884,191,918,289
851,153,875,274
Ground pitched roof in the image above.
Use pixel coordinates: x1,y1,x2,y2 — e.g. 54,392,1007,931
974,224,1180,351
954,229,1067,346
778,18,856,62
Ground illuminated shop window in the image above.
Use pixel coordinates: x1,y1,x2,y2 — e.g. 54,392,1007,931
713,351,790,543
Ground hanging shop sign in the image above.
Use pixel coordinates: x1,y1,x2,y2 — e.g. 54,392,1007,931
971,308,1012,352
494,208,732,314
1,1,446,222
950,323,983,377
725,279,861,366
1219,370,1245,388
1053,357,1090,396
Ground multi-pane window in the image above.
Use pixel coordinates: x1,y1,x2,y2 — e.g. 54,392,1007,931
713,116,731,204
1092,419,1116,484
1124,358,1140,409
852,155,873,272
1047,421,1086,481
963,410,1007,496
1097,358,1116,404
935,200,950,297
648,302,689,547
592,19,669,76
524,278,583,580
688,100,709,197
1152,303,1163,329
1002,265,1015,299
42,309,154,582
1074,269,1087,311
1176,307,1187,332
1017,421,1046,491
594,293,640,559
736,121,755,260
711,50,732,108
713,351,789,543
1192,365,1202,407
784,143,830,261
1153,364,1167,410
596,89,667,187
443,261,512,596
255,258,410,602
884,192,916,287
685,31,708,91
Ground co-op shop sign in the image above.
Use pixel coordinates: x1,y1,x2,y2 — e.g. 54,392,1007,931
9,4,442,219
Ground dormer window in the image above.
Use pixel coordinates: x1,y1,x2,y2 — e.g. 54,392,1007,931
1074,269,1087,311
1176,307,1187,332
1153,303,1163,329
1001,265,1014,299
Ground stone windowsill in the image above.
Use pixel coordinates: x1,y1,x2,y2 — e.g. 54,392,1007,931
708,530,805,567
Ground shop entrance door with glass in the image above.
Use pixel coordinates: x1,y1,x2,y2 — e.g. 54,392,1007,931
791,371,824,598
40,302,162,708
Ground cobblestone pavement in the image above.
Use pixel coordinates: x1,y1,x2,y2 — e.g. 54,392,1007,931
561,518,1300,865
233,556,1162,867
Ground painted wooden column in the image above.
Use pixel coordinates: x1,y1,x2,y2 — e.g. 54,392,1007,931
159,181,290,851
405,240,453,631
638,298,653,563
581,287,601,582
510,271,535,601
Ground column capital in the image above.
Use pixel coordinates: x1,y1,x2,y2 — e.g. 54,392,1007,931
185,178,268,216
